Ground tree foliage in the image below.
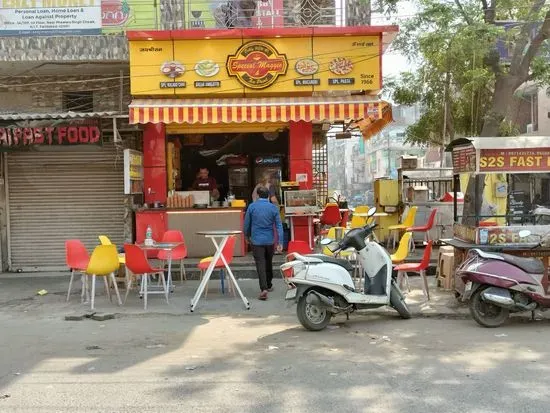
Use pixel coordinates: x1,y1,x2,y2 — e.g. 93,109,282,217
385,0,550,146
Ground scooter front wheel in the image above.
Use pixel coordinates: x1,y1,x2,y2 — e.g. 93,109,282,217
297,295,332,331
469,286,509,328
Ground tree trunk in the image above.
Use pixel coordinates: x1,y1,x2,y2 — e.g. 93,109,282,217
461,73,521,226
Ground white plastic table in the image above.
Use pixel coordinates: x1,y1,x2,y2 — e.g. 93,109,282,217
190,230,250,312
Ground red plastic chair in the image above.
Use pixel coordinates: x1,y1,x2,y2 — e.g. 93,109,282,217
157,230,188,283
394,241,433,300
287,240,312,255
406,208,438,252
124,244,168,310
318,204,342,241
65,240,90,303
197,235,237,297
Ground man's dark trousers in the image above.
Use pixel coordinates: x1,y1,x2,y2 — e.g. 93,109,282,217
252,244,274,291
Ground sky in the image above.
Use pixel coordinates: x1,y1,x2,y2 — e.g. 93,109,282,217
371,1,418,79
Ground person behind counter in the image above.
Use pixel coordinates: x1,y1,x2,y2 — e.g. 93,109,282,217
192,167,220,201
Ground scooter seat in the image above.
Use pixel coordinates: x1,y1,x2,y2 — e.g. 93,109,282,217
309,254,355,271
477,250,545,274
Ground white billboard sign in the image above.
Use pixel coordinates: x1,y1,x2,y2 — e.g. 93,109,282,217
0,0,101,36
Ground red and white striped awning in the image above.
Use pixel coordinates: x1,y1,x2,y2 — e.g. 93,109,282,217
129,96,392,138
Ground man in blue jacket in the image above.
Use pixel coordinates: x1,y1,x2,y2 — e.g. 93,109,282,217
244,186,284,300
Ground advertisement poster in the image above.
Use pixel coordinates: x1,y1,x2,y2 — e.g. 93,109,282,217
0,0,101,36
102,0,159,33
0,0,159,36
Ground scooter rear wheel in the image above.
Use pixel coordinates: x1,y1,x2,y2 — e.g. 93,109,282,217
390,284,412,319
469,286,509,328
297,296,332,331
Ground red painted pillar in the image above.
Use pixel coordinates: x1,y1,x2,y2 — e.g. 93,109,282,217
143,123,167,204
289,121,313,189
289,121,314,248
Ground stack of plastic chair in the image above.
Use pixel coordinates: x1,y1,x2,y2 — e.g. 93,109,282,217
387,206,418,250
197,235,237,297
85,244,122,310
157,230,188,285
124,244,168,310
65,240,90,303
394,241,433,300
406,208,438,252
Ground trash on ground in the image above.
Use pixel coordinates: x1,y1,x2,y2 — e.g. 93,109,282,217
146,344,166,349
494,334,508,338
0,394,10,400
86,345,102,350
185,366,198,371
37,290,48,296
327,325,340,330
329,372,338,376
267,345,279,351
87,367,95,372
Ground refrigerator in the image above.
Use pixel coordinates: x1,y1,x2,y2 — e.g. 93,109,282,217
253,155,283,201
227,156,250,200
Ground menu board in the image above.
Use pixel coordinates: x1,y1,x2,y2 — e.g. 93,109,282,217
312,36,380,92
129,40,175,96
452,146,477,173
508,190,529,224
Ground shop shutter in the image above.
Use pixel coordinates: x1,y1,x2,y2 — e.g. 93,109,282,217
7,144,125,271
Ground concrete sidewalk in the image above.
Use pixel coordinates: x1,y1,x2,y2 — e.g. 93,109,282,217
0,272,467,319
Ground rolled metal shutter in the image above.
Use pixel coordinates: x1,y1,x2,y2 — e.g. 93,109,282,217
7,144,125,271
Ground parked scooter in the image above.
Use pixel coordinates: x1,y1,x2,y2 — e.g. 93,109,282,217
280,207,411,331
458,230,550,328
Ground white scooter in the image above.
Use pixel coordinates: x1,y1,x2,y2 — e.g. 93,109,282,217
281,207,411,331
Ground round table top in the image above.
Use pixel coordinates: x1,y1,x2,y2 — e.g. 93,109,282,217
137,242,183,250
196,230,242,236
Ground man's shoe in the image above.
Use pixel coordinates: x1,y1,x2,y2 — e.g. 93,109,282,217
267,286,274,292
259,290,268,300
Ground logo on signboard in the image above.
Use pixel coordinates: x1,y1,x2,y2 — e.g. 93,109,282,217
160,61,185,78
227,41,288,89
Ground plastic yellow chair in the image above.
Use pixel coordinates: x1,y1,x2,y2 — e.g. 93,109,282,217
99,235,125,265
390,232,412,264
350,205,370,229
323,227,354,258
388,206,418,250
85,244,122,310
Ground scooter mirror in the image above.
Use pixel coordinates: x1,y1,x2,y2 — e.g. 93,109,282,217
320,238,333,246
518,230,532,238
367,206,377,217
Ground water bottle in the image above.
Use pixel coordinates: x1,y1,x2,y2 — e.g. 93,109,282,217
145,225,153,246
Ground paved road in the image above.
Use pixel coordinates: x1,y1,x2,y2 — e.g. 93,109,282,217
0,309,549,413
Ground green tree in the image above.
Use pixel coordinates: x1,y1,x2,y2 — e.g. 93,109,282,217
386,0,550,224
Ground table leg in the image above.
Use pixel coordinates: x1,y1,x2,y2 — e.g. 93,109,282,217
308,216,313,250
218,251,250,310
190,235,228,312
167,254,174,293
290,217,295,241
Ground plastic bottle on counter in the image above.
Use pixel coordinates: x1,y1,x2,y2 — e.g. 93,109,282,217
145,225,154,246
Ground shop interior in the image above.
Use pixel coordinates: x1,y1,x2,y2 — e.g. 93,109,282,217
166,130,290,204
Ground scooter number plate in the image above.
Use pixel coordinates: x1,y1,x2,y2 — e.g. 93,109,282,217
465,282,472,292
285,288,298,300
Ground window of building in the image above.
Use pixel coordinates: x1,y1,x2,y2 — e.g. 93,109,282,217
62,91,94,112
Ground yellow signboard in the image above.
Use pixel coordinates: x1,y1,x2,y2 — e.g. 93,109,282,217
129,34,381,96
129,41,175,96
